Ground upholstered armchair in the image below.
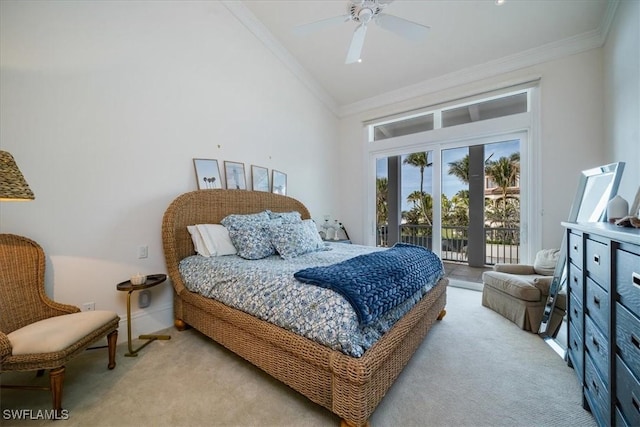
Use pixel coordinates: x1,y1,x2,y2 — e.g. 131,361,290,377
481,249,566,335
0,234,120,413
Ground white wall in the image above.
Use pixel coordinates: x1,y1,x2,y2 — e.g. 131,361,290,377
0,1,338,338
603,0,640,207
336,48,607,254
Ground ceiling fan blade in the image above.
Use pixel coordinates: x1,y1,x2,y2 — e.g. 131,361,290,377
374,13,430,42
293,14,351,36
345,23,368,64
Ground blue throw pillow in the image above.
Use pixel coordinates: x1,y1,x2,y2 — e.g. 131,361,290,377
221,211,275,260
268,219,327,260
266,210,302,223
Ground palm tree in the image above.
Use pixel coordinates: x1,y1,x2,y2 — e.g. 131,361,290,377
447,155,470,184
485,153,520,226
403,152,432,193
376,177,388,226
406,190,433,225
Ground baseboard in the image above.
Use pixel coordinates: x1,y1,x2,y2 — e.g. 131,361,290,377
115,302,174,345
448,279,483,292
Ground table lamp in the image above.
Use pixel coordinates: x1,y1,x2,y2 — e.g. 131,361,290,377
0,151,35,201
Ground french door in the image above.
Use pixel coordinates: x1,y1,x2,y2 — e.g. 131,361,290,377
373,134,525,267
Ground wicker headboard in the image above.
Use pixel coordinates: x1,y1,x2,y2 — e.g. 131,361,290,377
162,189,311,294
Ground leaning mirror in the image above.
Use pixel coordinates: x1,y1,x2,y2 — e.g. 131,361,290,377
538,162,625,356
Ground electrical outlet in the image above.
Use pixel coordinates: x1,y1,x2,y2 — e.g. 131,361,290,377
138,245,148,259
138,290,151,308
82,302,95,311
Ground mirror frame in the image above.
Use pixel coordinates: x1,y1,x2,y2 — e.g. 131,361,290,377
538,162,625,356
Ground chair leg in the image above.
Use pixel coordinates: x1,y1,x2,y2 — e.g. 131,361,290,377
49,366,65,412
107,329,118,370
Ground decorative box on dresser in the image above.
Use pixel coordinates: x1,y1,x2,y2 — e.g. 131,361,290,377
563,222,640,427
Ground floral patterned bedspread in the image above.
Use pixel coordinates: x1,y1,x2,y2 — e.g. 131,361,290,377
179,242,441,357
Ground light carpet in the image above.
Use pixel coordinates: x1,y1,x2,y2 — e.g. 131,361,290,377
1,284,595,427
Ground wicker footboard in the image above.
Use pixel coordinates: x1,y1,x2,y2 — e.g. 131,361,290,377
173,277,447,426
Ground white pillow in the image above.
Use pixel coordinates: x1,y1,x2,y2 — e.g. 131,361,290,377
533,248,560,276
187,225,212,257
195,224,237,256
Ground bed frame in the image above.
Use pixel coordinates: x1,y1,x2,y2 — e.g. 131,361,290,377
162,189,448,427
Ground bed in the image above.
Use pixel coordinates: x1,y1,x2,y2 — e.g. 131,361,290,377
162,189,448,427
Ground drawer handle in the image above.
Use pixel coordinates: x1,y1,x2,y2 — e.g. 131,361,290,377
632,334,640,350
592,380,599,395
593,254,600,265
592,337,599,350
593,295,600,307
633,272,640,289
633,392,639,414
573,244,578,251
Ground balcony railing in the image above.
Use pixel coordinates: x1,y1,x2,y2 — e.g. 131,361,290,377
377,224,520,265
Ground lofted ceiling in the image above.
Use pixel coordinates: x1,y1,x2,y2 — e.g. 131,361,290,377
235,0,613,115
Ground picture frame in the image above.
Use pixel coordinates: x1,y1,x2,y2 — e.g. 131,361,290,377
630,186,640,217
193,158,223,189
251,165,269,192
272,170,287,195
224,161,247,190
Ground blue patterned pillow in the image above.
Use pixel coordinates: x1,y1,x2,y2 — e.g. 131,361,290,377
221,211,275,260
221,211,270,230
268,219,327,260
266,210,302,223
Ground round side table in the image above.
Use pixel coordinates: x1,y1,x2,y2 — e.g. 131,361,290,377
116,273,171,357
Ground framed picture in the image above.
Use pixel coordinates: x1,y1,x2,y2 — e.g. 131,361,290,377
251,165,269,192
272,170,287,195
224,161,247,190
630,186,640,217
193,158,222,189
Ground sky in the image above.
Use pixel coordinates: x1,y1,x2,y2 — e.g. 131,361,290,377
377,140,520,211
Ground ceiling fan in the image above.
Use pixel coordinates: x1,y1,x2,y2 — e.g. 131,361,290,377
294,0,430,64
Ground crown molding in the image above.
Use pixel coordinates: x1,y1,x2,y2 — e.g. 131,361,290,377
227,1,619,120
338,26,609,117
222,1,340,117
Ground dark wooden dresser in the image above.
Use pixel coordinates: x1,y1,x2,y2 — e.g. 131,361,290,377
563,221,640,427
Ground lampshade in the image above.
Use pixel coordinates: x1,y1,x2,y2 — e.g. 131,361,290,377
0,150,35,201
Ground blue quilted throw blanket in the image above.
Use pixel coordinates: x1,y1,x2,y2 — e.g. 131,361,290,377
294,243,444,326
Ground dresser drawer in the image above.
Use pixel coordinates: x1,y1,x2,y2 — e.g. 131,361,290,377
616,355,640,427
616,303,640,380
584,355,610,426
568,321,584,381
585,277,609,335
568,262,584,300
585,315,609,382
585,238,609,289
569,231,583,265
616,406,630,427
616,248,640,318
568,294,583,338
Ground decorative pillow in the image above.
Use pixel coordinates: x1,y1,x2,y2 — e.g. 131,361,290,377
227,225,275,260
533,249,560,276
221,211,270,230
221,211,275,260
195,224,237,256
267,219,326,260
187,225,212,257
266,210,302,223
